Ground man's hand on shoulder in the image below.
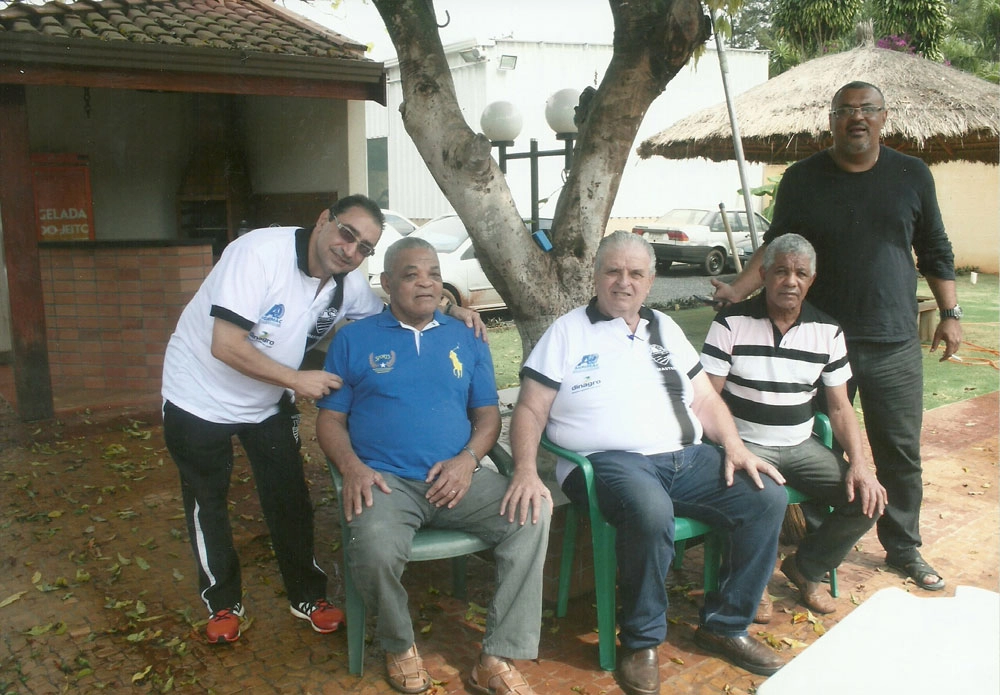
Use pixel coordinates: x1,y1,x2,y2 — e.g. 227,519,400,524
500,470,551,526
448,303,489,342
292,370,343,401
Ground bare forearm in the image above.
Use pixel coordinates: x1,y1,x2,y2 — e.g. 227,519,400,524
925,275,958,310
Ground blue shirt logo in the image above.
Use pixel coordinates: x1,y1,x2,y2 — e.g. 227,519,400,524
261,304,284,326
574,353,599,372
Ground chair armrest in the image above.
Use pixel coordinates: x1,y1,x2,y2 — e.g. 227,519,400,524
540,434,606,526
812,412,833,448
486,442,514,477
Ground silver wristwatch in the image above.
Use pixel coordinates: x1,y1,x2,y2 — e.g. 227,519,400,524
939,305,963,320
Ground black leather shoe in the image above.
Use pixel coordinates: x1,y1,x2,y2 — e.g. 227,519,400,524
693,627,785,676
615,647,660,695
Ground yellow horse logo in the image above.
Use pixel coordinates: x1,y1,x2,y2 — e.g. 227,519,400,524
448,346,464,378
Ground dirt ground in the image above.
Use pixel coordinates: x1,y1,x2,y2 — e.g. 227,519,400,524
0,394,997,695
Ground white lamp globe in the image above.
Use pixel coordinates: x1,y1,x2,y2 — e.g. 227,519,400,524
480,101,523,143
545,88,580,135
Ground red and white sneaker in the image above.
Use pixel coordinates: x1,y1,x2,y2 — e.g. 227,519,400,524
205,603,244,644
290,599,345,633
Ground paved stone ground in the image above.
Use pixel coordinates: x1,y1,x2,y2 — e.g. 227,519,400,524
0,393,996,695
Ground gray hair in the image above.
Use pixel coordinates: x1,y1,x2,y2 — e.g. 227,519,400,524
383,236,437,276
762,233,816,275
595,230,656,276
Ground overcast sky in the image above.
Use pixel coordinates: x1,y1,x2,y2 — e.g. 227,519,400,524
281,0,615,60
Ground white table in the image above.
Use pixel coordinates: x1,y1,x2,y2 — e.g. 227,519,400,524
758,585,1000,695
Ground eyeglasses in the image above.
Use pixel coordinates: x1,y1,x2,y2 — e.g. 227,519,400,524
830,105,884,119
331,213,376,258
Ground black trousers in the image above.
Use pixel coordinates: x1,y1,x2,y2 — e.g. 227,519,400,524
163,400,327,613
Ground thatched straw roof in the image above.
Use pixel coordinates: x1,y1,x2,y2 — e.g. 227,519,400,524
638,45,1000,165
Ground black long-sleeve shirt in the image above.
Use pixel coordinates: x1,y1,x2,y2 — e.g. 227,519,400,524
764,145,955,342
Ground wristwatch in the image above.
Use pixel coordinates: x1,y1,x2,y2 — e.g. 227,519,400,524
939,305,963,320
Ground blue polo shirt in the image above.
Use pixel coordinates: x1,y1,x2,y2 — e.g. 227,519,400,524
317,309,498,481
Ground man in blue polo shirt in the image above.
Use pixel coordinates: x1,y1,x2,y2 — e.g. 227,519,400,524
702,233,887,618
317,236,550,695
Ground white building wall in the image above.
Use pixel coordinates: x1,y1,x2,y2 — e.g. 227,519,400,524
369,40,770,222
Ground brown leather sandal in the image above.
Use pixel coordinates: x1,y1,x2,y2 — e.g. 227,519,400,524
385,644,431,694
468,658,537,695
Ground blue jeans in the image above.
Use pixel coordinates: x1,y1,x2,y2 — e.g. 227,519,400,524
564,444,786,649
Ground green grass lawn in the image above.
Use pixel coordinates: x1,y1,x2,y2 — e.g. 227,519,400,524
487,272,999,411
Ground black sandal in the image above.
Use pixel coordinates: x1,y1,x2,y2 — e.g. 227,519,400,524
887,558,946,591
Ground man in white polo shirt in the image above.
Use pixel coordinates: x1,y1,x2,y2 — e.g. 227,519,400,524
162,195,481,644
511,231,788,694
701,233,887,618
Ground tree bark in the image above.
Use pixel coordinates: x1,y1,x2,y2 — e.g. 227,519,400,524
372,0,709,355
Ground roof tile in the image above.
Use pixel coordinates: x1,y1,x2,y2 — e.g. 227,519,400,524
0,0,371,60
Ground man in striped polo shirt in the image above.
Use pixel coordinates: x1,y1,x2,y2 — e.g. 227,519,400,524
701,234,887,617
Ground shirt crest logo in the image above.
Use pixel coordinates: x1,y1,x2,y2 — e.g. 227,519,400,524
574,353,599,372
649,344,676,371
369,351,396,374
261,304,284,326
448,346,464,378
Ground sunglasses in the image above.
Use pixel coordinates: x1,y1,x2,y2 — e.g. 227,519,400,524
331,213,376,258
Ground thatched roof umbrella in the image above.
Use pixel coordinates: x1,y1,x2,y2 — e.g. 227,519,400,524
637,44,1000,165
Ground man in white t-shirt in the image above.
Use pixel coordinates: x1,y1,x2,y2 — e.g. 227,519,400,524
162,195,481,644
510,231,788,695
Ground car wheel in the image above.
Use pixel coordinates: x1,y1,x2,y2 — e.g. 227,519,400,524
441,286,460,308
703,249,726,276
655,260,673,274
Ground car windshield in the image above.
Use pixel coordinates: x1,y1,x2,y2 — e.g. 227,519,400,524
655,209,712,226
413,216,468,253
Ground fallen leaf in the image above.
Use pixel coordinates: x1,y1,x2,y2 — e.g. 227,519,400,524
24,623,54,636
131,665,152,683
0,591,27,608
781,637,809,649
670,657,685,664
135,557,150,571
420,623,432,634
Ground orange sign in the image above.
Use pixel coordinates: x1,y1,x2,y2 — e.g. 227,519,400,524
31,154,95,241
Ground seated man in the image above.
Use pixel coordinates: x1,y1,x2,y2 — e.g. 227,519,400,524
317,236,551,695
510,231,788,695
701,233,887,617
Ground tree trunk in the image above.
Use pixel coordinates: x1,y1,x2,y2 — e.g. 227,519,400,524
372,0,709,356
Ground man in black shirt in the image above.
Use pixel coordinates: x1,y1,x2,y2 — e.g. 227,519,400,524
713,81,961,592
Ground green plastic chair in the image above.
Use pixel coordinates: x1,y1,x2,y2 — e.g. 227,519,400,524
327,444,514,676
542,434,723,672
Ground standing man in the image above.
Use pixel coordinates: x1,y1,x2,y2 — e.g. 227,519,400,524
713,81,961,591
512,231,788,694
317,237,550,695
702,233,887,617
162,194,481,644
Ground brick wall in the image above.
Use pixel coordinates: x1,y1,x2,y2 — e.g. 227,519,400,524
38,241,212,405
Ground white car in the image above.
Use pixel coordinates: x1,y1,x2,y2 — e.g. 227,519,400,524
631,208,769,276
381,209,417,236
368,215,506,312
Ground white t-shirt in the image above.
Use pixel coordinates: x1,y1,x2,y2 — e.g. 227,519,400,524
162,227,383,424
522,303,705,485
